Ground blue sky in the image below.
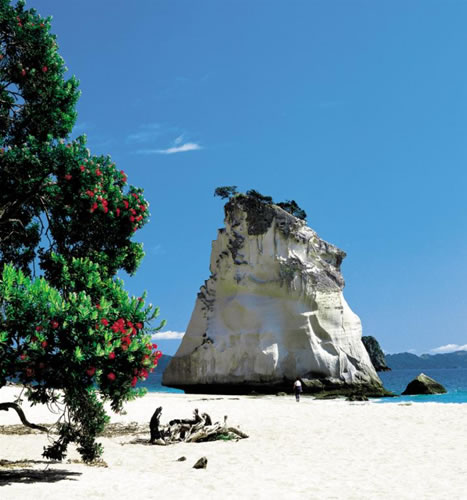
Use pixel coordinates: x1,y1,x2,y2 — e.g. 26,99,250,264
28,0,467,356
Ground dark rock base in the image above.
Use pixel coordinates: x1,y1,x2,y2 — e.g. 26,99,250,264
163,379,395,398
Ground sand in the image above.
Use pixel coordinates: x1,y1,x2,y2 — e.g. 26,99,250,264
1,385,467,500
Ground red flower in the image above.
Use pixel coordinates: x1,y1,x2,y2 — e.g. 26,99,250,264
121,344,128,351
131,376,138,387
101,318,109,326
21,68,26,76
103,206,108,214
108,352,115,360
121,336,131,345
64,174,72,180
86,366,96,377
96,304,102,310
132,193,139,199
35,326,43,332
136,323,143,329
41,340,48,348
50,320,59,329
127,321,133,328
116,208,120,216
130,209,136,215
95,168,102,176
140,205,146,212
90,202,98,212
123,200,129,209
129,216,135,222
86,190,94,197
20,354,27,360
107,372,116,381
152,343,158,349
42,66,48,73
80,165,86,172
140,368,148,379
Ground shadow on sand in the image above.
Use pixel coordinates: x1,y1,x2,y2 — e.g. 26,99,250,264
0,460,81,486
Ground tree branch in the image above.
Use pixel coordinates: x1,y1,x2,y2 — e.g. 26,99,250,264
0,402,48,432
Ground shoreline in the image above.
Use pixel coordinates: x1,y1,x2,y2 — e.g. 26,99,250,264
1,386,467,499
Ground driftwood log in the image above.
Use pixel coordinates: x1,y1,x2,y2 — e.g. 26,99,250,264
149,407,248,445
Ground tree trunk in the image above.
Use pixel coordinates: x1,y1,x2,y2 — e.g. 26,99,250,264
0,402,48,432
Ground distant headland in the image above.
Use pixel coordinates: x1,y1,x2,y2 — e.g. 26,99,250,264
386,351,467,370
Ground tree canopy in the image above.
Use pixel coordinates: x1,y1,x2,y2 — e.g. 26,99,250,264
213,185,238,199
0,0,163,462
214,186,307,221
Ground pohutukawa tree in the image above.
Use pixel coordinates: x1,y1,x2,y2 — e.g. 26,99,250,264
0,0,164,462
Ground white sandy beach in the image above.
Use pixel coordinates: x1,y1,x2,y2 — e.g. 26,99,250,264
1,386,467,500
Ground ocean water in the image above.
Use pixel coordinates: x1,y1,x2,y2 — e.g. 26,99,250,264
140,374,184,394
378,368,467,404
140,368,467,402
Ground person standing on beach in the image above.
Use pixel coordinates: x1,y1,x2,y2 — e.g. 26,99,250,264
293,377,303,402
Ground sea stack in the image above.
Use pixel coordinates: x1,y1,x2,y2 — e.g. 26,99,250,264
362,336,391,372
163,193,384,395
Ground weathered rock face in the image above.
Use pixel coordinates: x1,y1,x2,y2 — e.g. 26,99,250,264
163,195,384,394
401,373,447,395
362,336,391,372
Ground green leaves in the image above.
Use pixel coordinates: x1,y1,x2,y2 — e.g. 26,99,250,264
74,346,84,362
0,0,163,464
95,344,105,357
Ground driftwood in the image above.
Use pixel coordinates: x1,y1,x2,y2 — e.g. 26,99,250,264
149,406,163,444
149,407,248,445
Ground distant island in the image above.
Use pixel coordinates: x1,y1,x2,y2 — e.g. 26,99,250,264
386,351,467,370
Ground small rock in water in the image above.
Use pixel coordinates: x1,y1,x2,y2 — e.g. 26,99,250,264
402,373,447,395
193,457,208,469
177,456,186,462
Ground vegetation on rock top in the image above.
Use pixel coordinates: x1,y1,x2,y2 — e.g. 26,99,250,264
214,186,307,222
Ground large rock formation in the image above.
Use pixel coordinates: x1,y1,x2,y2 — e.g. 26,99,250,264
163,195,385,395
362,336,391,372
